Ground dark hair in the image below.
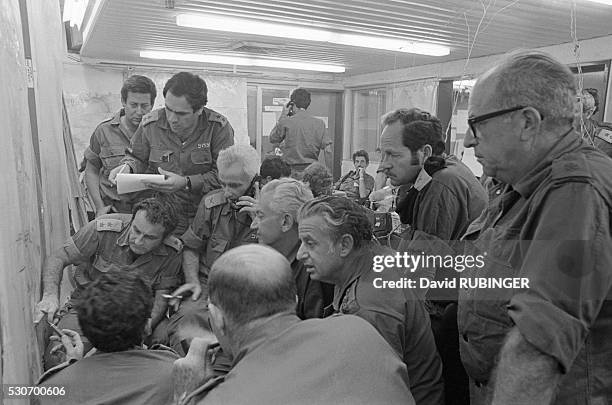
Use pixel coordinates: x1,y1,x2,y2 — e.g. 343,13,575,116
76,271,152,352
260,156,291,179
131,196,178,237
585,88,600,114
297,196,372,248
121,75,157,106
209,245,296,326
290,88,311,109
302,162,332,197
163,72,208,111
352,149,370,164
382,108,446,156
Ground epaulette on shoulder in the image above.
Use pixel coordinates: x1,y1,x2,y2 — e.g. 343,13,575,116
141,109,160,127
551,153,591,181
595,127,612,145
95,218,124,232
37,359,76,384
204,189,227,209
149,343,180,355
163,235,183,252
208,110,228,127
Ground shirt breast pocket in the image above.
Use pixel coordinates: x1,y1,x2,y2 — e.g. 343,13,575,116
92,255,120,275
100,146,126,170
207,237,229,264
191,149,211,170
149,148,174,171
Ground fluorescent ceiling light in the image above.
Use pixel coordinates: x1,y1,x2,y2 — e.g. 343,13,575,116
140,51,346,73
585,0,612,4
176,14,450,57
62,0,88,29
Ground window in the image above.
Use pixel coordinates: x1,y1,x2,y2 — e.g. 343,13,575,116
351,88,386,161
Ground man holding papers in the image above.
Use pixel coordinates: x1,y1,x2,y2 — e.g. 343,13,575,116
110,72,234,234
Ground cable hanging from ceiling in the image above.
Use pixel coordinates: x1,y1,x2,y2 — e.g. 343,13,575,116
571,0,591,144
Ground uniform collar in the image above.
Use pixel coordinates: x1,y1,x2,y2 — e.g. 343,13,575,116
513,129,582,199
332,245,374,310
233,312,299,365
110,108,124,126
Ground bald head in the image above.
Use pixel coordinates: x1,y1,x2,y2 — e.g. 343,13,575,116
209,245,297,326
472,51,576,129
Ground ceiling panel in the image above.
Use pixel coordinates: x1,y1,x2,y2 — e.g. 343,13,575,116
80,0,612,76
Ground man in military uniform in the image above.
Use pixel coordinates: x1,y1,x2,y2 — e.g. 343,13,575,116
37,271,178,405
297,196,444,405
251,178,333,319
84,75,157,216
460,52,612,404
159,144,259,354
34,197,183,369
581,88,612,158
174,245,415,405
109,72,235,235
269,88,332,178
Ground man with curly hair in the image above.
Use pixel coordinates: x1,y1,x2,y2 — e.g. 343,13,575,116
37,271,179,404
301,162,332,197
34,196,183,369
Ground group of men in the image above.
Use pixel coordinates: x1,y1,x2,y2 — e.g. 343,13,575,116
33,50,611,405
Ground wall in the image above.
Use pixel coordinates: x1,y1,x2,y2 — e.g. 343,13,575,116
63,61,249,162
1,0,69,397
344,35,612,121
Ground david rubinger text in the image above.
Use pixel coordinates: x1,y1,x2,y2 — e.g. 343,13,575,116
373,277,530,289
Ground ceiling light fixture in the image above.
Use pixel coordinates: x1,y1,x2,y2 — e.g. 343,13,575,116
176,14,450,57
139,51,346,73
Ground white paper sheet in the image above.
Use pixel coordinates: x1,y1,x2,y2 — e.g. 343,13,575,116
116,173,165,194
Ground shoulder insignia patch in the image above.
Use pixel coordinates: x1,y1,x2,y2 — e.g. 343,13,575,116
551,153,590,180
95,218,124,232
208,110,228,127
204,190,227,209
141,109,160,127
163,235,183,252
596,128,612,145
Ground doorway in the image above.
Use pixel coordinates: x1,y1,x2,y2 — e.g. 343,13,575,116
247,84,343,179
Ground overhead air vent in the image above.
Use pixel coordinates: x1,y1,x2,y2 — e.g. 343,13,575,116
229,41,283,55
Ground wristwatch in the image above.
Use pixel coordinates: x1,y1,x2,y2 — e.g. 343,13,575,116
184,176,192,192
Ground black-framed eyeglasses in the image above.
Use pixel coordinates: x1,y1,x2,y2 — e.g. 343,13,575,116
468,105,529,138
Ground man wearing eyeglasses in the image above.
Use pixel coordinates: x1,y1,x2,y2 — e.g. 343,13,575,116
459,51,612,404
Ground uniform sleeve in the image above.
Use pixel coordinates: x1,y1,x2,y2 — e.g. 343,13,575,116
191,122,235,195
84,128,103,169
507,182,612,373
122,125,151,173
180,200,212,251
63,221,102,263
269,118,288,144
153,250,183,291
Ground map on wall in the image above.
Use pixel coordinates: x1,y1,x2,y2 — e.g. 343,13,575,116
63,64,248,162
